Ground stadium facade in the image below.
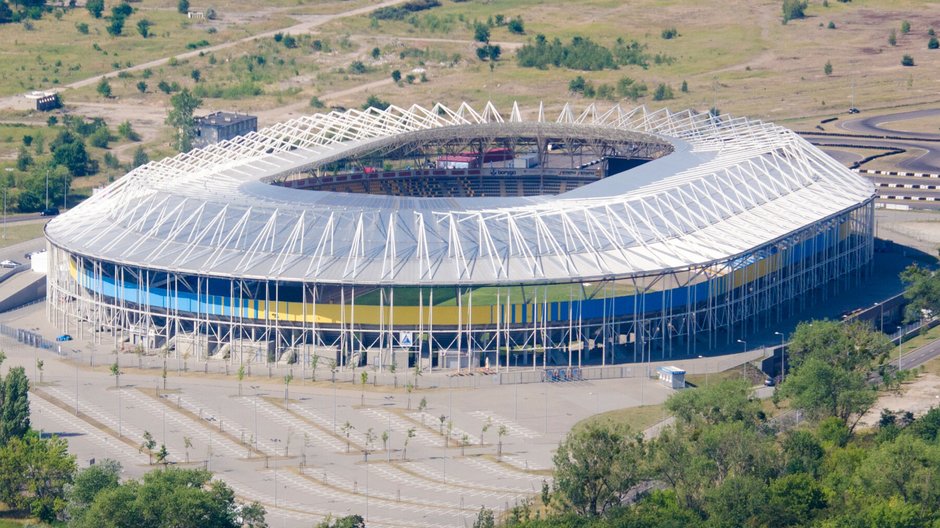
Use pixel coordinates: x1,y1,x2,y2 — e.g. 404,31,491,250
45,102,875,371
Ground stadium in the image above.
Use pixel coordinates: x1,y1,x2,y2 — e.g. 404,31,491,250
44,102,875,372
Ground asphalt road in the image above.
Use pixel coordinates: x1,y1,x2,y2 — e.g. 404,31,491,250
807,134,940,173
839,108,940,140
900,335,940,371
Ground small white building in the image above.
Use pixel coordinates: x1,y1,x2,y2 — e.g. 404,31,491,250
657,366,686,389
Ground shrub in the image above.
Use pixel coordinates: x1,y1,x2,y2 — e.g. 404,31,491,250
661,27,679,39
680,80,688,93
96,78,112,98
177,0,189,15
391,70,401,83
929,37,939,50
652,83,674,101
617,76,647,100
348,60,368,74
362,94,391,111
137,19,152,38
309,96,325,109
888,29,897,46
86,0,104,18
88,127,111,149
901,54,915,66
508,17,524,34
824,60,832,76
117,121,139,141
901,20,911,34
76,22,89,34
136,81,147,93
132,146,149,168
827,21,836,29
282,35,297,48
782,0,808,24
371,0,440,21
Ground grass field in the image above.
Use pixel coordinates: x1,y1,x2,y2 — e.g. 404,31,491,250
0,221,49,249
571,403,668,434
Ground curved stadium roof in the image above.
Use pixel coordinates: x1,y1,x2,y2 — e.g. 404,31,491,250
45,102,875,286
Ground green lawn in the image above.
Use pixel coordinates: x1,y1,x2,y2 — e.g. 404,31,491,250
571,403,667,434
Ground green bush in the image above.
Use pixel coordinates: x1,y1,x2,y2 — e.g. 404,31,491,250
782,0,808,24
929,37,939,50
661,27,679,39
652,83,674,101
901,54,915,66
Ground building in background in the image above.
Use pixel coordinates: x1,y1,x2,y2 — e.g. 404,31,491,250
192,112,257,149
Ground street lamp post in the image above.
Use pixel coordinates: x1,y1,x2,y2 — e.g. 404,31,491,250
897,325,903,372
773,331,786,382
736,339,747,381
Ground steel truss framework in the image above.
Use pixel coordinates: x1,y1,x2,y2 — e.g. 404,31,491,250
45,102,875,370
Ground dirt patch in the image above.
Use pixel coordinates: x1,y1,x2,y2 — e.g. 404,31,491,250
858,373,940,428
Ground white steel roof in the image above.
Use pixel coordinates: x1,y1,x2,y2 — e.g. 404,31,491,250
45,102,875,286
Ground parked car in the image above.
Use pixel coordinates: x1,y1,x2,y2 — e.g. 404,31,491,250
55,334,72,342
0,259,20,268
40,207,59,217
848,107,860,114
764,377,776,387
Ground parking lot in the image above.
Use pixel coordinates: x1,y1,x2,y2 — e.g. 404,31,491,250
2,320,674,527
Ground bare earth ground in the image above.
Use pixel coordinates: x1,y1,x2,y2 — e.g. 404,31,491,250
876,209,940,257
859,373,940,428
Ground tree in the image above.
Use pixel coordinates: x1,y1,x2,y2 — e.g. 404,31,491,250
901,20,911,34
140,431,156,464
136,81,147,93
107,14,124,36
0,367,30,445
16,146,32,171
86,0,103,18
508,17,524,34
666,379,763,428
889,28,897,46
360,372,367,406
552,422,646,516
473,506,495,528
0,432,75,522
341,421,353,453
315,515,365,528
96,78,112,98
74,467,248,528
473,21,490,43
66,459,121,524
778,356,877,428
237,364,245,396
136,19,152,38
110,362,120,388
190,69,201,82
402,428,415,460
680,80,688,92
177,0,189,14
391,69,401,83
183,436,192,463
18,163,72,211
131,146,149,168
781,0,808,24
283,373,292,403
35,360,43,384
155,444,169,467
497,424,507,459
239,501,268,528
929,37,939,49
824,60,833,75
902,54,915,66
767,473,828,526
166,89,202,153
